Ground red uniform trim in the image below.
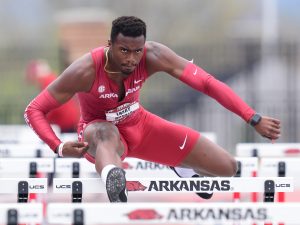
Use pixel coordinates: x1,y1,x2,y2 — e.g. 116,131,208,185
24,89,62,151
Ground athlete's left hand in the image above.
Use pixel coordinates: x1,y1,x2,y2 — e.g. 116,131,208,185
253,116,281,141
61,141,89,158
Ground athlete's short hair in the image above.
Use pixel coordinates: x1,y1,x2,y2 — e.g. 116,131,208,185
110,16,146,43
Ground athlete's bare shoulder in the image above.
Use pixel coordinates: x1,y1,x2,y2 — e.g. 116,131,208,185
145,41,166,62
145,41,188,77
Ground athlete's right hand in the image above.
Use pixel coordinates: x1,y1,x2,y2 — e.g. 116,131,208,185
60,141,89,158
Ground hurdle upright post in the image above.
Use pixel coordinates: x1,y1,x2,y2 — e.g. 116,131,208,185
277,161,286,225
233,161,241,202
7,209,18,225
277,161,286,202
264,180,275,202
18,181,28,203
29,162,38,202
72,181,83,203
72,162,80,178
251,149,259,203
73,209,84,225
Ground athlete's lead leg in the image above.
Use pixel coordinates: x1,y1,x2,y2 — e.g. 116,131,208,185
84,122,127,202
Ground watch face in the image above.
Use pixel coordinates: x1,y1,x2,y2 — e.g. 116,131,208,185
251,114,261,126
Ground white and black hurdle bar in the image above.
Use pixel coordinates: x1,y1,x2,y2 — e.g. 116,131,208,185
236,143,300,158
0,203,43,225
3,202,300,225
236,144,300,202
259,158,300,203
0,157,53,204
47,202,300,225
54,157,260,202
233,157,258,202
52,177,293,203
0,178,47,203
0,178,47,225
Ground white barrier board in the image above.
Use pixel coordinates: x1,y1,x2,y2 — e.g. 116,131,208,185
60,132,78,142
235,157,258,177
0,158,54,174
0,203,43,223
55,157,257,178
0,178,47,193
55,158,95,174
259,158,300,186
0,124,60,144
47,202,300,224
53,177,293,193
0,143,56,158
236,143,300,157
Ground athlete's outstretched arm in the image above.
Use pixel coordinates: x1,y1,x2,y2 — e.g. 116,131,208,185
145,41,280,140
24,53,94,156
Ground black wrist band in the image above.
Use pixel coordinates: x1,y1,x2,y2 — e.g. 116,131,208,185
249,113,262,127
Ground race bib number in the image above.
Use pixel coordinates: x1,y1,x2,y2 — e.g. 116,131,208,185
105,102,139,123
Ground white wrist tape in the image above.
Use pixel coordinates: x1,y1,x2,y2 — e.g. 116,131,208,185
58,142,65,157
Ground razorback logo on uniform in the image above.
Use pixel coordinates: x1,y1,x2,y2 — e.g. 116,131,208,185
126,181,147,191
126,209,163,220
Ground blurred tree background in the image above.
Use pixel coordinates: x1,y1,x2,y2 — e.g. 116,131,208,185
0,0,299,150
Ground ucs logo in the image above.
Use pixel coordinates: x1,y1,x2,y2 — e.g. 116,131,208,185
29,185,45,189
276,184,290,187
55,185,71,189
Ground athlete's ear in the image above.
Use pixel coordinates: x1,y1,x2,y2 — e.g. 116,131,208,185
107,40,111,47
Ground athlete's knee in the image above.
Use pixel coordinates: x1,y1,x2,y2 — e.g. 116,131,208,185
84,122,120,145
223,157,238,177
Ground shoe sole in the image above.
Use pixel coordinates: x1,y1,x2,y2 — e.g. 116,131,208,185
106,167,126,202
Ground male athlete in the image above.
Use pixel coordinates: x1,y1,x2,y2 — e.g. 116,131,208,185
24,16,281,202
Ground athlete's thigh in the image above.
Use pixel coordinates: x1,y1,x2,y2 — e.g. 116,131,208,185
181,135,237,177
128,112,199,166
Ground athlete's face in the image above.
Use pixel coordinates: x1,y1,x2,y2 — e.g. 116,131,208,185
109,33,145,75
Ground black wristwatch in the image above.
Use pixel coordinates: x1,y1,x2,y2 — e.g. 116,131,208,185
249,113,262,127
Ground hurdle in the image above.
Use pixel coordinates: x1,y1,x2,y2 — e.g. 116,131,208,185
259,158,300,203
0,178,47,202
233,157,258,202
0,143,56,158
0,158,53,203
47,202,300,224
0,203,43,225
60,132,78,142
54,157,263,203
54,158,96,178
52,177,293,202
55,156,257,179
0,124,60,144
236,143,300,157
55,157,175,178
0,158,54,178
